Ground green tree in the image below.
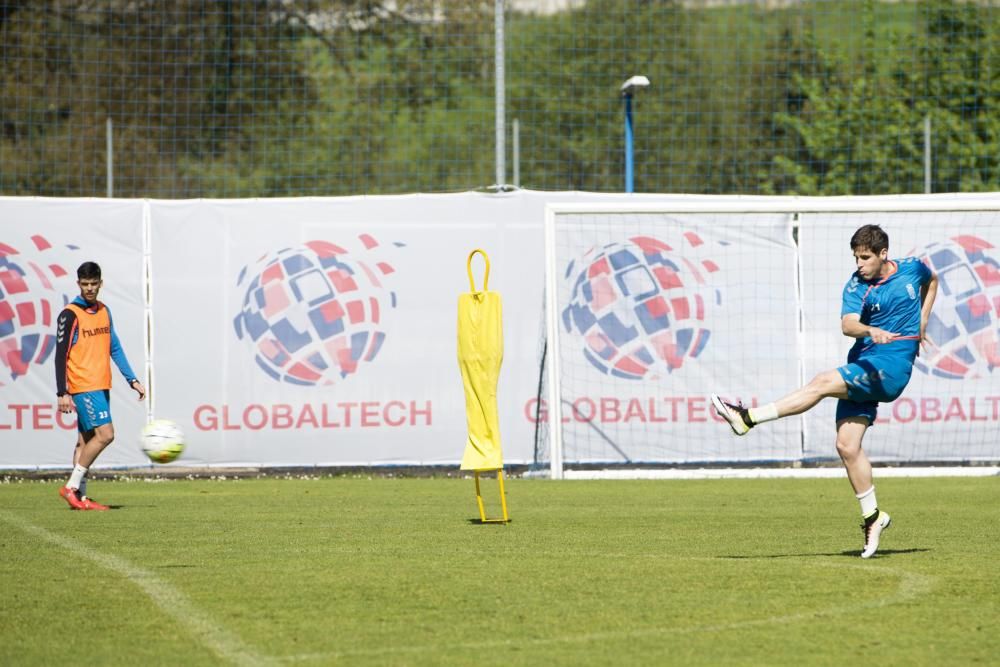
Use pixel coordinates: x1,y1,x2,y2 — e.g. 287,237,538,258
507,0,698,192
0,1,319,196
895,0,1000,192
767,0,1000,195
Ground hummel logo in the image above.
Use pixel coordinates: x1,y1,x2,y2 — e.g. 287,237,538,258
82,325,110,337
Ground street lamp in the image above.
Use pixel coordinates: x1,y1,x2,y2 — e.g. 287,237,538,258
621,75,650,193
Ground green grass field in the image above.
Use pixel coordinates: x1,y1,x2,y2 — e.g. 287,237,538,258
1,475,997,666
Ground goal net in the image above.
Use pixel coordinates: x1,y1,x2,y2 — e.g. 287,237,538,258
537,198,1000,479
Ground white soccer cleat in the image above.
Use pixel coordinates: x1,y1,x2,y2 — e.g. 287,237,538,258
861,511,891,559
710,394,752,436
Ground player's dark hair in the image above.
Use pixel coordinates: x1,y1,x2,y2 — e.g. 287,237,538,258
77,261,102,280
850,225,889,254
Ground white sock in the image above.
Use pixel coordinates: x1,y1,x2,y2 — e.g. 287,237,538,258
67,464,88,491
748,403,779,425
856,486,878,520
78,475,88,499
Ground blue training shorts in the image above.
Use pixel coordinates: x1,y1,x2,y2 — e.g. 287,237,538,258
835,356,914,425
73,390,112,432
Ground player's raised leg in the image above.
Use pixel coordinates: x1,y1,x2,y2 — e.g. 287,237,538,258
712,370,849,436
770,370,850,417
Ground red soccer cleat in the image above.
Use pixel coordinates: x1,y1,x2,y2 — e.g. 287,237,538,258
79,498,110,511
59,486,85,510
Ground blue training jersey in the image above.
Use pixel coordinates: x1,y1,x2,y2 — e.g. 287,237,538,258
841,257,933,360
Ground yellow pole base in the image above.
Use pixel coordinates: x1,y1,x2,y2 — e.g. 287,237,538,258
474,469,510,523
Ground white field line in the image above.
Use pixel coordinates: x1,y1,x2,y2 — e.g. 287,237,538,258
0,512,276,667
279,558,935,663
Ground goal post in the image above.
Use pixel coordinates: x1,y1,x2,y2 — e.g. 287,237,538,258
540,196,1000,480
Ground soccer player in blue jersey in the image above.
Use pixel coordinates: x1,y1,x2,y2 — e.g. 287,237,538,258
711,225,938,558
54,261,146,510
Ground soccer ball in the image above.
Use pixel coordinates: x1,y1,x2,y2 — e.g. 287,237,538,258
140,420,185,464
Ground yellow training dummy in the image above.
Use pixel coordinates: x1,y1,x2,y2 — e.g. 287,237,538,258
457,249,504,471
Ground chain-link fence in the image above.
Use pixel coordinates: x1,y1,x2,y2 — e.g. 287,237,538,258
2,0,999,198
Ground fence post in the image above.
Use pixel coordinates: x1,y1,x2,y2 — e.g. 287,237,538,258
924,115,932,194
494,0,506,188
106,117,114,198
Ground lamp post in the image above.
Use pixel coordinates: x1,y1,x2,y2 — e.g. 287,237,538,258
621,75,649,193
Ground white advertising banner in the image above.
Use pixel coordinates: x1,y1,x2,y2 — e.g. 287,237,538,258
799,212,1000,461
0,198,148,467
148,193,566,466
549,211,802,463
5,194,997,469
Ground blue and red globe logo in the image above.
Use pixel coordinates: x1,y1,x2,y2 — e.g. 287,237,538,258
0,235,74,386
561,233,722,380
233,236,400,386
915,235,1000,380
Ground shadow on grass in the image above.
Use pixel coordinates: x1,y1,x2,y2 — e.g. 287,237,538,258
466,518,512,525
80,504,157,510
718,548,930,559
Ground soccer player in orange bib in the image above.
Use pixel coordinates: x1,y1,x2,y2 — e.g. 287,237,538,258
54,261,146,510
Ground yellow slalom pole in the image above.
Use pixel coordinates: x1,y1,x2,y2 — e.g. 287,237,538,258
459,249,509,523
474,469,509,524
